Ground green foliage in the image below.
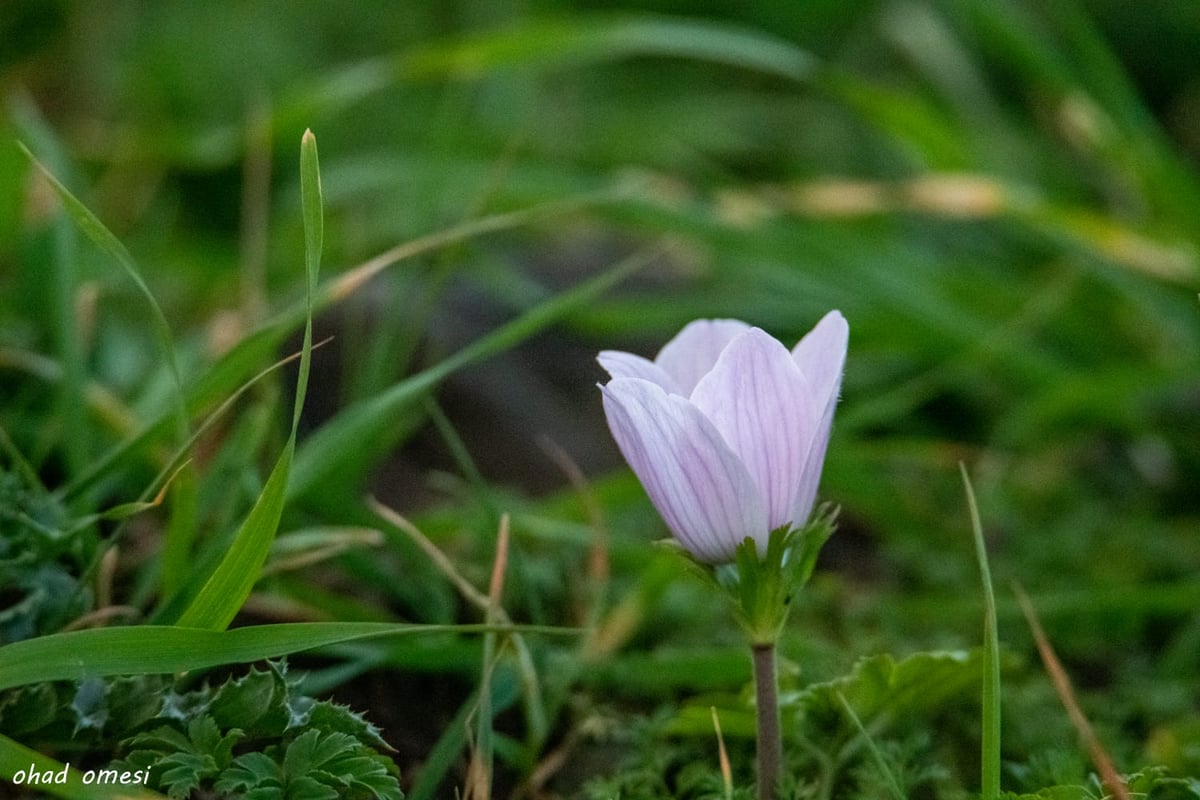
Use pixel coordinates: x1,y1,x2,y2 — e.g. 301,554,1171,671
215,730,400,800
0,468,91,644
121,716,242,798
1001,766,1200,800
1,0,1199,797
0,661,404,800
791,650,984,736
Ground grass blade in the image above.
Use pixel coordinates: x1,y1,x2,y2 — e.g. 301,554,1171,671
960,464,1000,800
172,441,294,629
171,130,322,630
17,144,188,436
59,191,614,504
0,622,571,692
293,14,816,124
835,690,905,800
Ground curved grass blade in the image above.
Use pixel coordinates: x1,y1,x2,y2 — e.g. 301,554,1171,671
19,140,202,597
17,144,188,438
172,130,321,631
291,14,816,126
835,690,905,800
961,464,1000,800
9,99,92,488
60,191,616,504
0,622,572,693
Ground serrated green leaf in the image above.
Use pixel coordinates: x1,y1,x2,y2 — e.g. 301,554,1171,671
999,788,1098,800
126,725,192,754
279,730,400,800
104,675,167,734
186,715,241,765
214,751,283,796
284,729,358,776
305,700,391,752
157,751,215,799
209,663,285,734
124,717,242,799
1125,766,1200,800
791,650,983,736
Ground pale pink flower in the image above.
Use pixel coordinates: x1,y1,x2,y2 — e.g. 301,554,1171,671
598,311,848,563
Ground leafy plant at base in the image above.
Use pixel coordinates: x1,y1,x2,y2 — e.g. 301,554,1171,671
119,716,242,798
111,662,400,796
214,729,399,800
109,661,401,800
0,468,92,644
0,660,401,799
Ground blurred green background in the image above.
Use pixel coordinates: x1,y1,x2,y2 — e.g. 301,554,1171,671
1,0,1198,796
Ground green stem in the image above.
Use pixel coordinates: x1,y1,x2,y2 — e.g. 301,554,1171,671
753,642,782,800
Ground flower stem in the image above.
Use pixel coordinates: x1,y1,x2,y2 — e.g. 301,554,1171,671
753,641,782,800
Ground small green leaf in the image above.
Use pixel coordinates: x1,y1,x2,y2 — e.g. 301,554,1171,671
209,661,286,734
305,701,391,752
121,717,242,799
214,751,282,797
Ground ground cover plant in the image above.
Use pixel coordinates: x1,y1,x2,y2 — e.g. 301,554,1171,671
0,1,1198,798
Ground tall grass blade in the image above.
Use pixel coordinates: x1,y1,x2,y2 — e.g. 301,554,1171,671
17,144,188,433
18,140,201,595
172,130,322,630
960,464,1000,800
60,192,614,504
9,100,91,488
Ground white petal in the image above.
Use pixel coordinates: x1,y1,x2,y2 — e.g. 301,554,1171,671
597,350,679,393
601,377,768,562
791,310,848,403
691,328,817,533
654,319,752,395
789,311,848,523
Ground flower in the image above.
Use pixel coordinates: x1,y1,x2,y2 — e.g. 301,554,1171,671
598,311,848,563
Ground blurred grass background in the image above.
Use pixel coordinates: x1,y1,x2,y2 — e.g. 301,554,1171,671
1,0,1198,796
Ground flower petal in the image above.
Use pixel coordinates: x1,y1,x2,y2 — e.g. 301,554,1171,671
600,377,768,562
654,319,752,395
597,350,679,393
789,310,849,523
690,328,817,533
791,310,848,404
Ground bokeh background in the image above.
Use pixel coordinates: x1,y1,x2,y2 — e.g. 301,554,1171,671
1,1,1198,797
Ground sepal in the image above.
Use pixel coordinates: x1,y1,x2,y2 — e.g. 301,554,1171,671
670,505,839,645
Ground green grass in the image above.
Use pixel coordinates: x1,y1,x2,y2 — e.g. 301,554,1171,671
1,1,1198,797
